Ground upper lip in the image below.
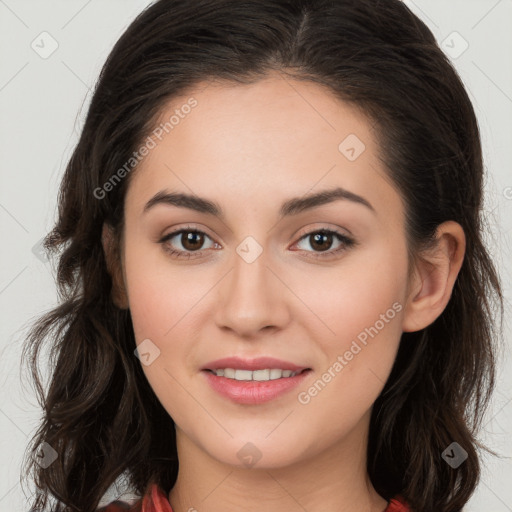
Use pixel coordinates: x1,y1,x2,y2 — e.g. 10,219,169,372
201,356,311,372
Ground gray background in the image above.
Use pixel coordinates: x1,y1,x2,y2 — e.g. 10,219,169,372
0,0,511,509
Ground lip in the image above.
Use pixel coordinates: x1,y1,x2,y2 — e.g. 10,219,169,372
202,368,312,404
201,356,310,372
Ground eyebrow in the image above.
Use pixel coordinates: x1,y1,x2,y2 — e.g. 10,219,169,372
142,186,375,218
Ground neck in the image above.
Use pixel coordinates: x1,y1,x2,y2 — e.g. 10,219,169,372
168,414,388,512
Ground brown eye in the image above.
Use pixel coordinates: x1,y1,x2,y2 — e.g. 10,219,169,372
159,226,355,261
180,231,205,251
159,227,217,260
309,232,335,252
294,229,356,259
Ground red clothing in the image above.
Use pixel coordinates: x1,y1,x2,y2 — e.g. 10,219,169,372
98,484,411,511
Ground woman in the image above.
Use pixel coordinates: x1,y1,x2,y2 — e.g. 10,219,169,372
22,0,503,511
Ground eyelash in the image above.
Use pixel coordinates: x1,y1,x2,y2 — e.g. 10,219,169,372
158,224,357,261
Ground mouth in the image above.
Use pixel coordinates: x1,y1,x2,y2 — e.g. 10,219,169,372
202,367,312,381
200,356,312,403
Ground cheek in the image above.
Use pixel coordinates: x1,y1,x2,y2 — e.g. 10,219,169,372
123,240,215,395
125,273,168,343
292,242,407,405
123,244,205,422
124,239,202,341
291,240,408,343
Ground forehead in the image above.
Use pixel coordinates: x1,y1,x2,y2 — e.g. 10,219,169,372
150,74,376,164
125,74,403,225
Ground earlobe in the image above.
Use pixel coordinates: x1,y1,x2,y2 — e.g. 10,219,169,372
402,221,465,333
101,223,130,310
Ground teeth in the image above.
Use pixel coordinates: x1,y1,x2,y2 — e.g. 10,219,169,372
210,368,301,380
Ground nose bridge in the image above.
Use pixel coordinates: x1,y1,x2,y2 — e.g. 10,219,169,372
214,238,288,335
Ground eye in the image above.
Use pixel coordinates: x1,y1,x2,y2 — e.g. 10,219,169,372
158,225,356,260
293,229,356,259
158,225,218,260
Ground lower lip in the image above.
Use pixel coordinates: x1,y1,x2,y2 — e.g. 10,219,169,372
202,369,312,405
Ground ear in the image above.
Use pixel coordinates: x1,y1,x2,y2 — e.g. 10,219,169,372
402,221,465,332
101,223,129,310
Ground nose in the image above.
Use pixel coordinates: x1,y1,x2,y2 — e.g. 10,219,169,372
213,249,291,338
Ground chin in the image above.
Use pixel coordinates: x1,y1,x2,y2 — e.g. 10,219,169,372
204,435,308,470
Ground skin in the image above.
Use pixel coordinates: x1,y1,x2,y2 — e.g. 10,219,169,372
103,72,465,512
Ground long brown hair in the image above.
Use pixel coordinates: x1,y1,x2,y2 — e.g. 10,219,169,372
21,1,503,510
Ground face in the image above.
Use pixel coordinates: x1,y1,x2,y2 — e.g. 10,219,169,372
120,73,412,469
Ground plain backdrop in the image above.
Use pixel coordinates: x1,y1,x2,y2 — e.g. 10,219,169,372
0,0,511,510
